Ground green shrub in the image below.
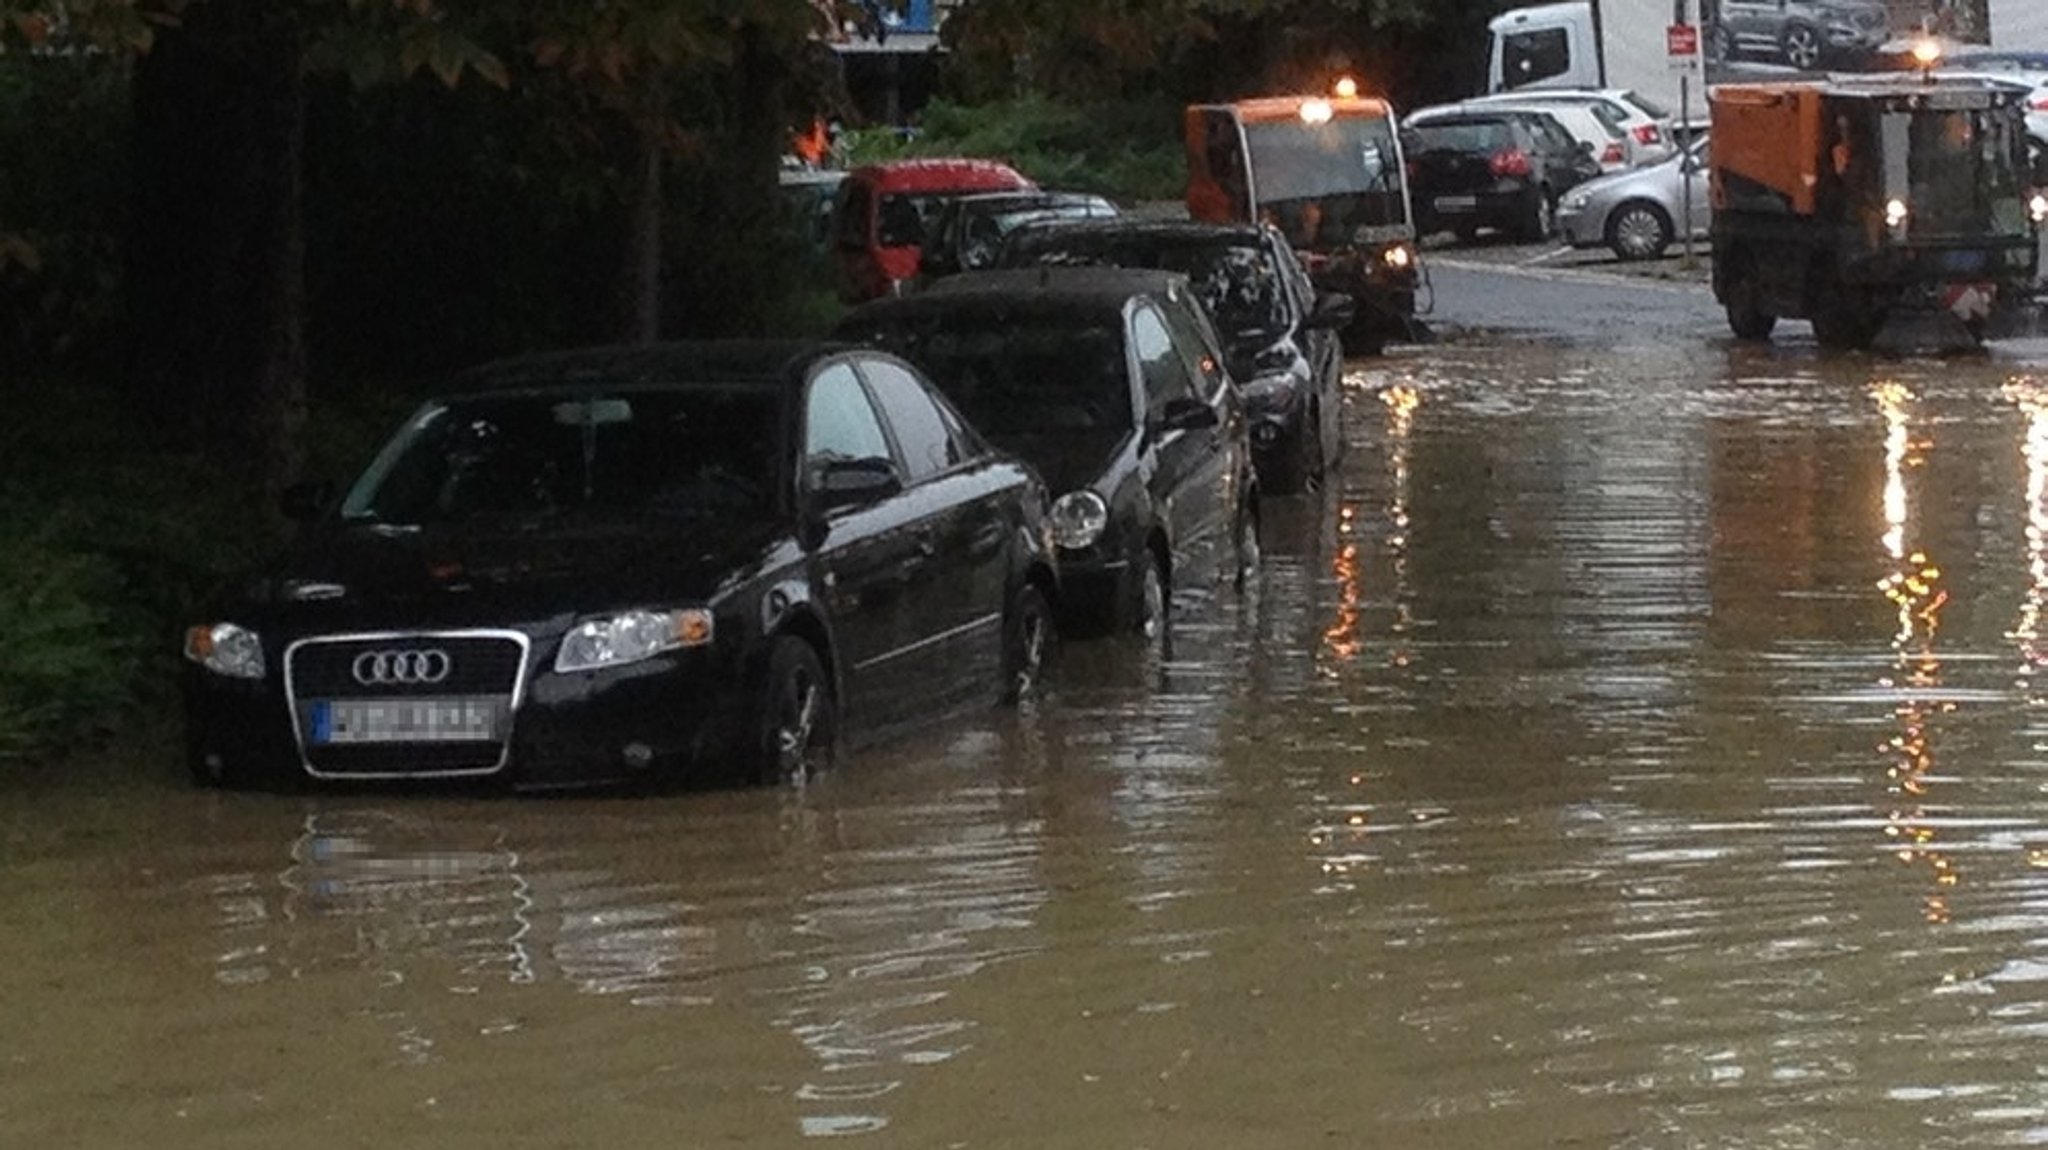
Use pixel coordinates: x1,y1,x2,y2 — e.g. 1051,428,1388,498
0,513,137,764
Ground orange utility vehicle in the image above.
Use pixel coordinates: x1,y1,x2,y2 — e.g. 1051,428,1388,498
1186,86,1423,354
1710,74,2046,350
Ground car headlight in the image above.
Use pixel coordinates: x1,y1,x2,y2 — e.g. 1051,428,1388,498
2030,192,2048,225
555,608,713,673
184,622,266,680
1242,373,1301,408
1381,243,1414,269
1049,490,1108,550
1885,197,1910,233
1561,188,1592,211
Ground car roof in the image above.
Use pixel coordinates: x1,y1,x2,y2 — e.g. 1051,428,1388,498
446,339,856,394
1004,216,1270,248
848,267,1189,324
845,157,1033,193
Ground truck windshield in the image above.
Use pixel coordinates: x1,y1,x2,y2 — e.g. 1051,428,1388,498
1243,114,1409,249
1891,108,2031,238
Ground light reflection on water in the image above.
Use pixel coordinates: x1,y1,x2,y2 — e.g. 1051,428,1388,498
24,344,2048,1145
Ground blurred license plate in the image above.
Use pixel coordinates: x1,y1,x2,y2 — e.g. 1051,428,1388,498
1434,195,1477,212
311,699,500,744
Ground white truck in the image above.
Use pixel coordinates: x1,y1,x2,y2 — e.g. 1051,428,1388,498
1485,0,2048,124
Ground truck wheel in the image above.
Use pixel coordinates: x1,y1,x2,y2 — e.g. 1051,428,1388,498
1606,202,1673,261
1723,261,1777,341
1781,24,1822,70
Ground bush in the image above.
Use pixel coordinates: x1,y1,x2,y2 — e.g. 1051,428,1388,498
0,514,138,764
844,95,1187,203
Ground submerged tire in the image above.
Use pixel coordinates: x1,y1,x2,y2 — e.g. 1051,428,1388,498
1723,258,1777,341
1000,583,1054,703
751,636,836,786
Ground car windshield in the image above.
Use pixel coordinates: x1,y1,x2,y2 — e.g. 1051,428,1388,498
339,385,781,527
1890,107,2032,237
849,316,1131,437
1241,112,1409,243
1004,237,1291,340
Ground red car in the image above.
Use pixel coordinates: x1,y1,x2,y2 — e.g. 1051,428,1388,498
830,158,1034,303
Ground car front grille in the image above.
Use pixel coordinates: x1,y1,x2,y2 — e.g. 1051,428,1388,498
284,631,529,778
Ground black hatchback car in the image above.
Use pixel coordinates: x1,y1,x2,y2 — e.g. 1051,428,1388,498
1404,106,1602,242
181,341,1059,791
995,218,1352,495
835,268,1259,648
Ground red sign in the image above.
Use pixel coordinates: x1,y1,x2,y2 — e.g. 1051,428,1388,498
1667,23,1699,56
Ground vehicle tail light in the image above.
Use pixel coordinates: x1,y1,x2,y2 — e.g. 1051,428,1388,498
1632,123,1662,145
2033,94,2048,111
1489,149,1533,178
1601,142,1626,166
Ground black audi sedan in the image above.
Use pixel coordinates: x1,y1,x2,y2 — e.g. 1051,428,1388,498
834,268,1259,649
995,218,1352,495
180,341,1059,791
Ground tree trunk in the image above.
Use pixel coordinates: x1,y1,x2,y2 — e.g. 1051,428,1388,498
620,84,664,345
127,0,307,497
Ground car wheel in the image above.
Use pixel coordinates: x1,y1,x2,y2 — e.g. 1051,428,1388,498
1518,188,1555,242
1606,202,1673,261
1232,498,1262,591
1136,552,1171,659
752,636,836,786
1782,24,1821,70
1722,254,1777,341
1000,583,1054,704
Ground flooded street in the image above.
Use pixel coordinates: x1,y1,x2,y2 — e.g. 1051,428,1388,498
15,270,2048,1147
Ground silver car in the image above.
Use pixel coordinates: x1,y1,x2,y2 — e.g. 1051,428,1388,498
1556,134,1710,261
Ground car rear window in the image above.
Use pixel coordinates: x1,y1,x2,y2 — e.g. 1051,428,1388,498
1410,120,1514,153
1619,90,1670,121
847,315,1132,438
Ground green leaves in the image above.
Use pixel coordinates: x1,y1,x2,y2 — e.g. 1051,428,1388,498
0,1,185,55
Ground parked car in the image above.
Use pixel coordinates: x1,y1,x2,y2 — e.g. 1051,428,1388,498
1415,97,1632,174
830,158,1035,303
1706,0,1889,71
1460,87,1678,168
834,268,1261,650
915,190,1120,287
1404,108,1602,242
1557,132,1710,261
181,341,1059,791
994,217,1350,495
778,162,848,257
1936,51,2048,145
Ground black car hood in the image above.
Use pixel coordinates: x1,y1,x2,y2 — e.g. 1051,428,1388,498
236,514,786,624
987,429,1125,496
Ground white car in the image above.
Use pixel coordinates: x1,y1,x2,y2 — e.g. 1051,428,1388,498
1410,99,1632,174
1934,51,2048,144
1463,88,1680,168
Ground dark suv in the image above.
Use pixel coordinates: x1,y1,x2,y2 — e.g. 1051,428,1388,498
995,218,1352,495
1405,107,1601,243
835,268,1260,650
1707,0,1889,72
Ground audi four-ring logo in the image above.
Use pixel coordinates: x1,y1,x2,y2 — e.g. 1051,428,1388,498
351,649,453,685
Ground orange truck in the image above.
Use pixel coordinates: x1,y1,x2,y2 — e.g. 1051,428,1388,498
1709,74,2046,349
1186,87,1424,354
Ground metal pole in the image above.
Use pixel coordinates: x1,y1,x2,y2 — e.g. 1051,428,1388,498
1680,72,1696,271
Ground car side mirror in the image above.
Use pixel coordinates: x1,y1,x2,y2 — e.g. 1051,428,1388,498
812,457,903,513
1152,396,1220,436
279,479,336,523
1307,291,1357,330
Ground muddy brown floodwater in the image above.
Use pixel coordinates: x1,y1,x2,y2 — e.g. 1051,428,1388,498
12,329,2048,1148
